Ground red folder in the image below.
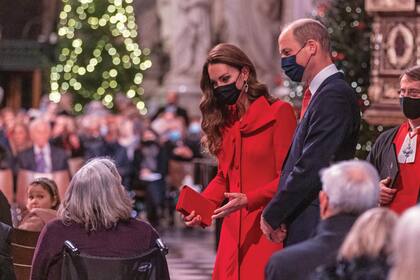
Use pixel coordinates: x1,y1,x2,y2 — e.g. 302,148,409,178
176,186,217,227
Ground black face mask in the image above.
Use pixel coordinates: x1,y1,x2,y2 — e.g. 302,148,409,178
142,140,157,146
213,74,242,105
400,97,420,119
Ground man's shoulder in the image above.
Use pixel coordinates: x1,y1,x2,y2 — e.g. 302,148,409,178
273,238,323,262
18,147,34,156
375,126,400,144
50,145,69,162
319,76,353,96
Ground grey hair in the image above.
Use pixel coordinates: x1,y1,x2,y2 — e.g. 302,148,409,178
320,160,379,215
29,118,51,133
58,158,132,231
389,206,420,280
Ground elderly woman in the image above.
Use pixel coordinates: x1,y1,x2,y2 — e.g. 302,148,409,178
31,158,164,280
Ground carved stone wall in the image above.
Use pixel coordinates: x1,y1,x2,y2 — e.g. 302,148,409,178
364,0,420,125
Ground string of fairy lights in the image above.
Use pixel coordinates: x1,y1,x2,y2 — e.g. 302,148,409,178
50,0,151,114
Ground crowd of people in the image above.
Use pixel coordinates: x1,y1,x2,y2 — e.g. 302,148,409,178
0,17,419,280
0,89,202,228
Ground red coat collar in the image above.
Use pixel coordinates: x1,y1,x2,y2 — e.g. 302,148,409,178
239,96,276,133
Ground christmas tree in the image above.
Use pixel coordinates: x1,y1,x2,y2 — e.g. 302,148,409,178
50,0,151,114
314,0,386,159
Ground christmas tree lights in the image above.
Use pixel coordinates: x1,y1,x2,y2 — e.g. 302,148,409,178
50,0,151,114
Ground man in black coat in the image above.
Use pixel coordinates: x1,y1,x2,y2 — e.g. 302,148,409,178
151,91,190,126
367,65,420,213
265,160,380,280
261,18,360,246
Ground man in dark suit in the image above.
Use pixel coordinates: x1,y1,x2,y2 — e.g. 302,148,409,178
265,160,380,280
17,119,69,172
261,19,361,246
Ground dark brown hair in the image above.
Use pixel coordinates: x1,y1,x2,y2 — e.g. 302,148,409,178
400,65,420,81
199,43,276,155
29,177,60,210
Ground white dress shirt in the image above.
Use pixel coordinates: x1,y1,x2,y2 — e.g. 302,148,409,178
309,64,339,96
34,144,52,173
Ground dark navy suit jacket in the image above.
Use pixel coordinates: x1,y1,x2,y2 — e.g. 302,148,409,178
263,72,360,246
17,145,69,172
265,213,358,280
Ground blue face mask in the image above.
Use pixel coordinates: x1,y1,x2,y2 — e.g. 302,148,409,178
168,130,182,142
281,43,307,82
188,123,201,134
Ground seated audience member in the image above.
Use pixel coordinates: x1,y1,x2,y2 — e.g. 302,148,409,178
265,160,380,280
0,221,15,280
103,117,131,188
79,115,107,160
17,118,69,173
0,191,12,226
18,178,59,232
388,206,420,280
6,121,31,176
151,91,190,126
367,65,420,213
50,116,85,159
313,207,398,279
31,158,164,280
132,128,167,227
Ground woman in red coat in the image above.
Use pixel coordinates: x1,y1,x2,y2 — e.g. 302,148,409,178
184,43,297,279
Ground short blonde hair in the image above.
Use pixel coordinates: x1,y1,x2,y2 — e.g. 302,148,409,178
389,206,420,280
58,158,132,231
338,207,398,260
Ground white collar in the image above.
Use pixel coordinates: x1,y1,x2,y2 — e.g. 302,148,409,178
309,64,339,95
34,144,50,155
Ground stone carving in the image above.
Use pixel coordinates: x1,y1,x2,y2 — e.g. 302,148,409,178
166,0,211,83
216,0,282,88
366,0,415,12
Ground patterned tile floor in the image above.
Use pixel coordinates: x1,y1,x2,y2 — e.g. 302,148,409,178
161,226,216,280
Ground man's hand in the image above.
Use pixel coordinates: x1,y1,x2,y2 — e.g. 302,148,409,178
260,215,274,239
379,177,397,206
212,193,248,219
270,224,287,243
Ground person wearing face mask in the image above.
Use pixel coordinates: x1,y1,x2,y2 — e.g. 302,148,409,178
367,65,420,214
183,43,297,280
261,19,361,247
132,128,167,227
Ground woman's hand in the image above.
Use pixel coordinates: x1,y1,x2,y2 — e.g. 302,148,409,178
212,193,248,219
183,211,202,227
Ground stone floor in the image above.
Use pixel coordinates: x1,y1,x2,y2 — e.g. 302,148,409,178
161,226,216,280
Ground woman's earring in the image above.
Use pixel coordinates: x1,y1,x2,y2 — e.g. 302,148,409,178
244,80,249,93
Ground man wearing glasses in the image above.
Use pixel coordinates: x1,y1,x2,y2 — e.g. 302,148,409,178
367,65,420,214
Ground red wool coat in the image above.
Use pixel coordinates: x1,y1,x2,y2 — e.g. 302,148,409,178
203,96,297,280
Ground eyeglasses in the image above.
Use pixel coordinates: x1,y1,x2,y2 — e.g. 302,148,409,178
397,88,420,98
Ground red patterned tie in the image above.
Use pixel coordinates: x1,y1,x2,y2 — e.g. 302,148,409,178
300,88,312,119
